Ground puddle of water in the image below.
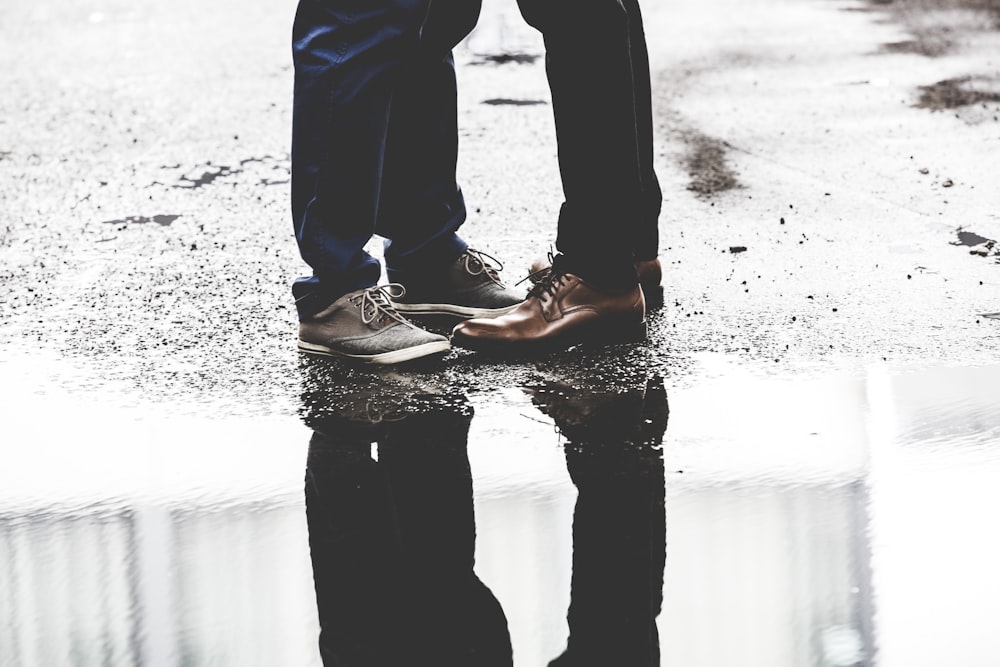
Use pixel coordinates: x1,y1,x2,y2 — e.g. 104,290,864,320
1,359,999,666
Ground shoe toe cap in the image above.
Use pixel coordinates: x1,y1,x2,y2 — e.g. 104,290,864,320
451,317,504,340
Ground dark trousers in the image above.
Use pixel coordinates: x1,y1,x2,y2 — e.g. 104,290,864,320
555,382,666,666
533,376,667,667
291,0,481,318
517,0,662,290
304,398,513,667
291,0,662,317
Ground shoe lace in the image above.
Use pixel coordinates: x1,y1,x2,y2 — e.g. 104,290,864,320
352,284,411,326
463,248,505,285
517,249,556,287
527,257,567,303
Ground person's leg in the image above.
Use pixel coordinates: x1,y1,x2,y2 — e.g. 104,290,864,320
525,3,664,306
305,429,407,666
451,0,656,351
291,0,433,319
376,3,525,319
377,50,469,275
293,0,492,362
378,396,514,666
525,0,663,304
527,377,667,667
518,0,645,290
621,0,663,264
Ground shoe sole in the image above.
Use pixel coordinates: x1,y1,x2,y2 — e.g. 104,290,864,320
297,339,451,364
391,301,520,318
452,319,647,354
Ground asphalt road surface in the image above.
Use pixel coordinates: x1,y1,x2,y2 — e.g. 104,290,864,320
1,1,999,666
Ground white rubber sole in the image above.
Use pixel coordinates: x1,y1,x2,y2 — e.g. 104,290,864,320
390,301,520,318
297,339,451,364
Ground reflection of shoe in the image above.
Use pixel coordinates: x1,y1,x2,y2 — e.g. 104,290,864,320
389,248,525,318
527,377,667,439
297,284,450,364
299,357,471,435
526,381,645,443
451,259,645,352
529,255,663,306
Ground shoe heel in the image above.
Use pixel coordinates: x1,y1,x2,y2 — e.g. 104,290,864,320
641,284,664,309
621,319,648,343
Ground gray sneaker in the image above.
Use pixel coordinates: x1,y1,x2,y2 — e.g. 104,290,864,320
389,248,525,318
298,284,450,364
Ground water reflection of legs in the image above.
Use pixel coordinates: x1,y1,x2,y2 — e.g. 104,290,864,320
530,377,668,667
304,389,512,667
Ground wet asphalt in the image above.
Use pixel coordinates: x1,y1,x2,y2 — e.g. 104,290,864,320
0,0,998,412
1,0,999,666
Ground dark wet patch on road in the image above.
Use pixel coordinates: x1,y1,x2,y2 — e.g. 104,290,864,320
953,229,992,246
951,227,999,261
101,214,181,227
681,132,742,197
880,38,952,57
481,98,547,106
915,76,1000,109
173,163,240,189
469,53,540,66
156,155,290,190
862,0,1000,57
298,335,671,404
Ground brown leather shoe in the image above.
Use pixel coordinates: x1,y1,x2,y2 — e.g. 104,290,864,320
528,255,663,307
451,270,646,352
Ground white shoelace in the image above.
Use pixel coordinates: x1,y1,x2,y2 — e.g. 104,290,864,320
353,284,411,326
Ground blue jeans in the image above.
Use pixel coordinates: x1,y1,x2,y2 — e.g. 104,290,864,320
291,0,481,318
